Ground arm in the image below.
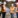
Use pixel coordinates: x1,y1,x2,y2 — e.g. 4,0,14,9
16,7,18,12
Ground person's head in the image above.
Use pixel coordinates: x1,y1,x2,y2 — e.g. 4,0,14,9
15,2,18,7
3,2,6,7
11,4,14,7
14,4,17,7
1,4,3,6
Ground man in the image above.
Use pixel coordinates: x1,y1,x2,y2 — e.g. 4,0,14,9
10,4,16,18
16,2,18,18
2,2,6,18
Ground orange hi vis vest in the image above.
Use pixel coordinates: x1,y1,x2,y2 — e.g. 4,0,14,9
2,5,6,12
10,7,15,11
10,6,15,13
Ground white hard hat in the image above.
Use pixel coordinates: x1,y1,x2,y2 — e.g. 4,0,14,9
4,2,6,5
11,4,14,6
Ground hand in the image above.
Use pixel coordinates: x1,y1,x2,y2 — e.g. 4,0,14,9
12,12,15,14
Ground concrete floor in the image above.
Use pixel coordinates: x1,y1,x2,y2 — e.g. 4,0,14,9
0,13,11,18
0,13,17,18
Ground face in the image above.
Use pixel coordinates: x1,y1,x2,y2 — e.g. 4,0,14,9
15,2,18,7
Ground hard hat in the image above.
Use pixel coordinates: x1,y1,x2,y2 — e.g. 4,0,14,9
4,2,6,5
11,4,14,7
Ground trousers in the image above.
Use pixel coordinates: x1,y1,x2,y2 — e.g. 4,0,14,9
2,12,6,18
10,13,14,18
16,12,18,18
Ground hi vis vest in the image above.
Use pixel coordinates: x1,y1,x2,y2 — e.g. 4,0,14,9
2,7,6,12
2,6,5,12
10,7,15,13
2,5,6,12
10,7,15,11
12,7,15,11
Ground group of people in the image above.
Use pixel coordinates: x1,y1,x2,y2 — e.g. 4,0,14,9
0,2,6,18
0,2,18,18
10,2,18,18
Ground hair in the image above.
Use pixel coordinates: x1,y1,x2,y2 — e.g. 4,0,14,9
14,4,17,7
